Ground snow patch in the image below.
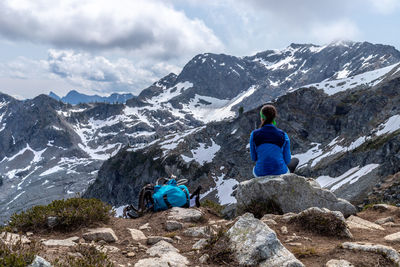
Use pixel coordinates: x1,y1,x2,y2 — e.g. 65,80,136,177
375,115,400,136
290,63,399,96
317,164,380,192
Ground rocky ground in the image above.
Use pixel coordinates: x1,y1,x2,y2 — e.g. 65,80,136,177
4,204,400,267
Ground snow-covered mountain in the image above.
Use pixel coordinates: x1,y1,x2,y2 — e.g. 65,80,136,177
49,90,135,104
85,61,400,209
1,41,400,222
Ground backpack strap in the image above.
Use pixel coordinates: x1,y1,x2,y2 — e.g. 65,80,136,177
163,195,172,209
181,187,190,208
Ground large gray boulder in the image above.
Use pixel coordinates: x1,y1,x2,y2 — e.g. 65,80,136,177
235,174,357,217
227,213,304,267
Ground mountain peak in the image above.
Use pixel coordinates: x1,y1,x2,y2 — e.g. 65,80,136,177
48,91,61,101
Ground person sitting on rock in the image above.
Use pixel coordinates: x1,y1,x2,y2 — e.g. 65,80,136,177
249,104,299,177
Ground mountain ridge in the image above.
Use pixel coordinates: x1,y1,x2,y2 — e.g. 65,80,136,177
2,40,400,222
49,90,136,104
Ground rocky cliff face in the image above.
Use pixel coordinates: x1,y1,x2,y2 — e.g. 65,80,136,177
2,41,400,222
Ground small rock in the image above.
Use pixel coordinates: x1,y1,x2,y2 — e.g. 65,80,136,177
165,220,183,231
199,254,209,264
147,236,173,245
128,228,147,242
83,228,118,243
174,235,182,241
384,232,400,243
326,259,354,267
375,216,395,225
281,226,288,235
168,207,204,222
47,216,58,228
183,226,215,238
28,256,52,267
192,239,208,250
26,232,33,237
346,216,384,231
139,223,151,231
79,238,85,244
126,252,136,258
372,204,398,212
42,237,78,247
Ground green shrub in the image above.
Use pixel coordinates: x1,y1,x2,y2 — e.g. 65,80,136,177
0,240,37,267
292,247,317,258
8,198,114,232
201,199,223,217
203,228,238,265
53,245,114,267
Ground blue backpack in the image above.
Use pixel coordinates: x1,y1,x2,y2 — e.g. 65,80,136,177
123,177,202,218
152,179,190,211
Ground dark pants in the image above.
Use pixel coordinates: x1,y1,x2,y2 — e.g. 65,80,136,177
287,157,299,173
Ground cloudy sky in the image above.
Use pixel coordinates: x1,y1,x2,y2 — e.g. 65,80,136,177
0,0,399,99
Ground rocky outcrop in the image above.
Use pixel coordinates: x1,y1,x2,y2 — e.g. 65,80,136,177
289,207,352,238
82,228,118,243
235,174,357,217
227,213,304,267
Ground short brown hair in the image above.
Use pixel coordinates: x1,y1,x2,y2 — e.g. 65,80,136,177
260,105,277,127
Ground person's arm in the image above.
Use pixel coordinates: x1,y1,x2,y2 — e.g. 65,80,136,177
283,133,291,164
250,131,257,161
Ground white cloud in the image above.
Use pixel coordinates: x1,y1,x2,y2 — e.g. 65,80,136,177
368,0,400,14
0,0,223,59
311,20,361,44
0,49,182,98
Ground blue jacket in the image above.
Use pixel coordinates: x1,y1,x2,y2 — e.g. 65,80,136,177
250,124,291,176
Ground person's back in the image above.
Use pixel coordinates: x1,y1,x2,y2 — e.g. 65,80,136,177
249,104,298,177
250,124,290,176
